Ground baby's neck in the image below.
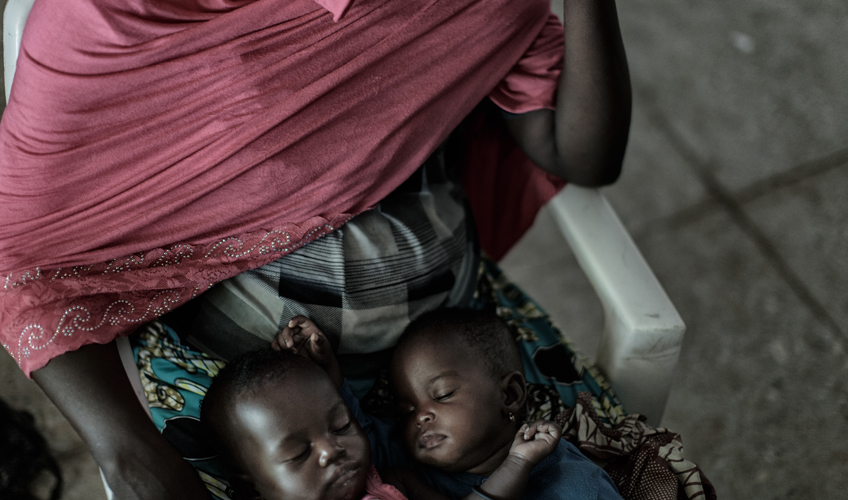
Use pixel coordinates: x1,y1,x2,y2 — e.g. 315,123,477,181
464,430,515,476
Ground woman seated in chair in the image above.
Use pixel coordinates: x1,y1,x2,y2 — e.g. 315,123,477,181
0,0,631,499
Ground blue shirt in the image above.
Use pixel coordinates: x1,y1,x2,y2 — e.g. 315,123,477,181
420,440,622,500
339,382,623,500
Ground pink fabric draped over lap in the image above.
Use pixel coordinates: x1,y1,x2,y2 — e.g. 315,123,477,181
0,0,564,375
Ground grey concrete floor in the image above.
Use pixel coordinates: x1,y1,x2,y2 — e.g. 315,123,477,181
503,1,848,498
2,1,847,499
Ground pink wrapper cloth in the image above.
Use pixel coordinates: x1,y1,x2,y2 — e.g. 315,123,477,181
362,465,408,500
0,0,564,375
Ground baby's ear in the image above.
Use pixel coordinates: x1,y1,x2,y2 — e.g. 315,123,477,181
500,370,527,416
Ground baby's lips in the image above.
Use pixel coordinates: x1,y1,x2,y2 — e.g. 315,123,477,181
324,460,364,495
418,431,447,450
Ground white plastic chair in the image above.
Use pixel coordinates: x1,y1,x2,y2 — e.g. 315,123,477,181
5,0,685,495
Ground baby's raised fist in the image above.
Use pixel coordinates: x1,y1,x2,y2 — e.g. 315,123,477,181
271,315,343,388
271,315,333,366
508,420,562,466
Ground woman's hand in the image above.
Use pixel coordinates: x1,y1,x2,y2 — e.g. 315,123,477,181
271,315,343,387
508,420,562,466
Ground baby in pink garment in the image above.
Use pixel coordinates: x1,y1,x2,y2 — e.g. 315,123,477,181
201,345,406,500
363,466,408,500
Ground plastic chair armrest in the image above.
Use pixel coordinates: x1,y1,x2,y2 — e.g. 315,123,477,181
3,0,35,102
548,185,685,426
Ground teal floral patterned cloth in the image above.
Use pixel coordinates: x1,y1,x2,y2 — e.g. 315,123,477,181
130,258,714,500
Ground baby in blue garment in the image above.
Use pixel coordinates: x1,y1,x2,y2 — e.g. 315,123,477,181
385,309,623,500
272,309,623,500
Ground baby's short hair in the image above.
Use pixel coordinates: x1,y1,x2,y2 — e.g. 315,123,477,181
203,348,307,406
400,308,523,378
200,349,310,455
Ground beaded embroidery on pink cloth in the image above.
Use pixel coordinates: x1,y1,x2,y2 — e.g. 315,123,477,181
1,219,350,375
0,0,564,375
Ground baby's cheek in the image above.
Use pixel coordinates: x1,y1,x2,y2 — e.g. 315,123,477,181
403,424,418,453
348,431,371,464
340,466,369,500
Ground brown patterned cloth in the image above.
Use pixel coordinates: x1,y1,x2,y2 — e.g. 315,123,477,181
554,392,717,500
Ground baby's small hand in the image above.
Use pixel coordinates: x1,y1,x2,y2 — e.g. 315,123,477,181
271,315,334,366
508,420,562,466
272,315,343,387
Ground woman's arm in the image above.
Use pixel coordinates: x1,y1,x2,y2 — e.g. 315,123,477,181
32,341,211,500
504,0,631,187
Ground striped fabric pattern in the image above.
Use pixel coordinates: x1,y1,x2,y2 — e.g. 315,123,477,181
179,142,479,361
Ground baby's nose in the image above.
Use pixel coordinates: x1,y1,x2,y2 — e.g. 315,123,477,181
317,440,345,467
416,410,434,426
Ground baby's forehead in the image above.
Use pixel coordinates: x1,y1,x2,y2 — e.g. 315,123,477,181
400,327,476,358
230,371,343,424
395,330,490,376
